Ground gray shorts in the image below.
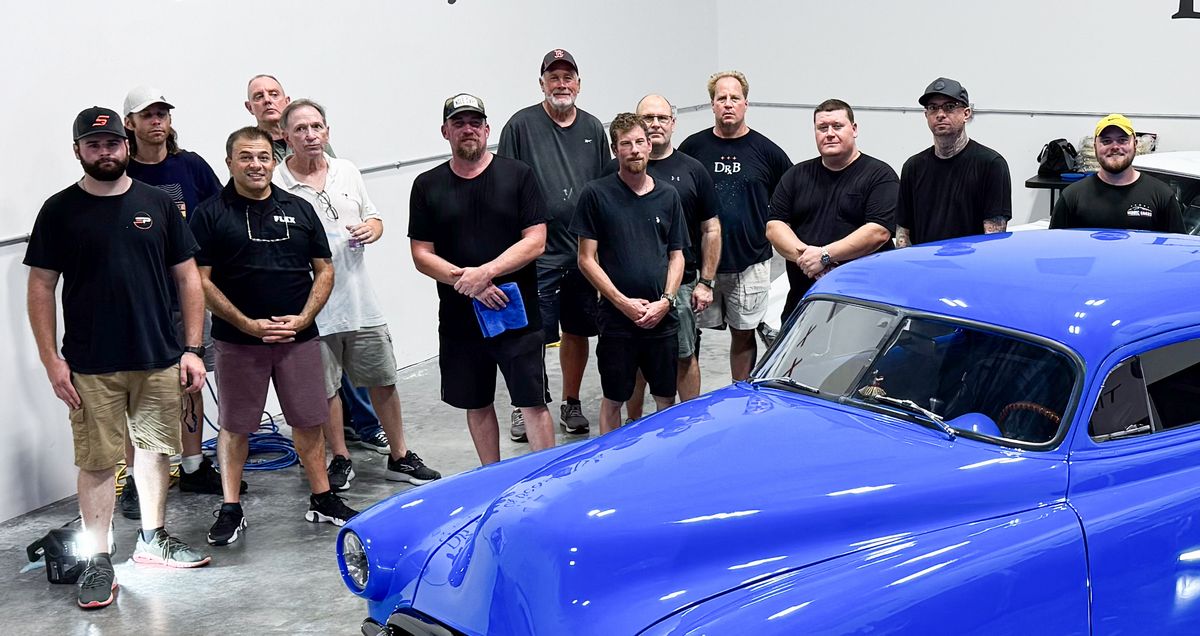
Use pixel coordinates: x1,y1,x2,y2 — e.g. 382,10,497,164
320,325,400,398
696,260,771,331
676,279,700,359
172,310,216,371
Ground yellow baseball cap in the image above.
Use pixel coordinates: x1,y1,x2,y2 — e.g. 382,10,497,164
1094,113,1135,137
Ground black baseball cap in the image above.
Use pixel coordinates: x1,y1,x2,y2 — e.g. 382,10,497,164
919,77,969,106
73,106,127,141
540,48,578,75
443,93,487,120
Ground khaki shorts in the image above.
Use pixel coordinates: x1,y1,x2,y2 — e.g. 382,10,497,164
70,366,183,471
677,279,700,359
320,325,400,398
696,260,771,331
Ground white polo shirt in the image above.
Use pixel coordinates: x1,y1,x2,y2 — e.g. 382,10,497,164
274,155,386,335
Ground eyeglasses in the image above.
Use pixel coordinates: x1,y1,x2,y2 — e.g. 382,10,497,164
316,190,338,221
924,102,966,115
641,114,674,124
245,205,291,243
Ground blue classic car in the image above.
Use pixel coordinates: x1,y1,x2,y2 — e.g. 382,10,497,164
339,229,1200,635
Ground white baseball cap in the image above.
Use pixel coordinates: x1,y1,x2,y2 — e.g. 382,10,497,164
123,86,175,116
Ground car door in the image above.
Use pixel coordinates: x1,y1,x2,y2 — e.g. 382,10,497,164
1068,331,1200,635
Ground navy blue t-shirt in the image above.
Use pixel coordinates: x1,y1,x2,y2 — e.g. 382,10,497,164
127,150,222,221
571,174,689,337
678,128,791,273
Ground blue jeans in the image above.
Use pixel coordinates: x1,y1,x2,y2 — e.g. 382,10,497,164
341,373,381,437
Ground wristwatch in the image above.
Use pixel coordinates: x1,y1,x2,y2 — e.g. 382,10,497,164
698,277,715,290
660,292,678,308
183,345,206,358
820,248,835,267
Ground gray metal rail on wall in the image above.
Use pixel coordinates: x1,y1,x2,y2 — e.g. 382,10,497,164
4,101,1197,245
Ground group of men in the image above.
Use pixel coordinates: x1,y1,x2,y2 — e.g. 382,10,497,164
25,47,1186,611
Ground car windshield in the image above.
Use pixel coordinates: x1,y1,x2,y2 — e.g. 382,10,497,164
754,298,1078,446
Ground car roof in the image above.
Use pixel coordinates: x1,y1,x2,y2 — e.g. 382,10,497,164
1134,150,1200,179
814,229,1200,364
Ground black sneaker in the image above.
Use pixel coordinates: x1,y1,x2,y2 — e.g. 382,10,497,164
757,322,779,348
510,409,528,443
343,425,361,443
386,451,442,485
180,456,248,495
327,455,355,492
560,401,590,435
77,555,117,610
118,476,140,521
207,504,247,546
305,492,358,526
357,429,391,455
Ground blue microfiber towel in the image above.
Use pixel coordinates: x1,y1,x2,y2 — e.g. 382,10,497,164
473,282,528,338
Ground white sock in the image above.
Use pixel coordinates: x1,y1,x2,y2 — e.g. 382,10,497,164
181,454,203,474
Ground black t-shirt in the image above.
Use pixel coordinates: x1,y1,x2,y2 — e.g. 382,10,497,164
896,140,1012,244
189,183,332,345
678,128,791,273
1050,173,1185,232
498,104,610,269
24,181,198,374
768,153,899,321
570,174,689,337
602,150,719,278
408,155,547,337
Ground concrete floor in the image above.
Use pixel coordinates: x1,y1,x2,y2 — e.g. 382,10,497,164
0,329,742,635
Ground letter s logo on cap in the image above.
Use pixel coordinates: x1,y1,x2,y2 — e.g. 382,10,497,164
93,115,110,127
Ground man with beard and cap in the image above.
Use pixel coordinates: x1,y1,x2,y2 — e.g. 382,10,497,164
1050,114,1184,232
498,48,610,442
25,106,212,610
411,93,555,465
896,77,1012,247
571,113,688,435
118,86,231,516
679,70,792,382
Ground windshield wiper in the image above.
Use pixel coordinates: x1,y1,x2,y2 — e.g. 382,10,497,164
750,376,820,395
1093,424,1152,442
863,394,956,440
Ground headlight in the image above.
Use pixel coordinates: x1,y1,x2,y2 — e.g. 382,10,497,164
342,530,369,591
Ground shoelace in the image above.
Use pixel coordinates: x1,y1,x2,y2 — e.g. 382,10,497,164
565,404,583,417
79,564,112,589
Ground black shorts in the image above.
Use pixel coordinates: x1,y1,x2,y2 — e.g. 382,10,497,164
597,333,678,402
439,330,551,410
537,265,598,344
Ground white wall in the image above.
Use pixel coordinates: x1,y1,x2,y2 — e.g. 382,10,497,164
715,0,1200,223
0,0,719,522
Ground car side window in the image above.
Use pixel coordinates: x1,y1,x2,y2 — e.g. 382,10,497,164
1142,339,1200,431
1089,358,1151,441
1091,338,1200,442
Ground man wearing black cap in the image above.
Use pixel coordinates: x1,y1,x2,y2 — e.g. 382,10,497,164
118,85,228,511
1050,113,1184,232
25,106,212,610
411,94,555,465
896,77,1011,247
498,49,609,443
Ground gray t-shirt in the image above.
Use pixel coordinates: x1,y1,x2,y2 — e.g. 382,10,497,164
498,103,610,269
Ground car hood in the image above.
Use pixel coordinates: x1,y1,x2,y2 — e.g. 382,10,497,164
412,384,1069,635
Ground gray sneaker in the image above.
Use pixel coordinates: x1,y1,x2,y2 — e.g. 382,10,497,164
560,401,590,435
77,556,117,609
132,530,212,568
510,409,528,443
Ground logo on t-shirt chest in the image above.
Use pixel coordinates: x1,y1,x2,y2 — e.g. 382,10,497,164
1127,203,1153,218
714,156,741,175
132,213,153,230
274,214,296,224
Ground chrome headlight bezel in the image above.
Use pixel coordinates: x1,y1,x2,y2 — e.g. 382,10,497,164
341,530,369,591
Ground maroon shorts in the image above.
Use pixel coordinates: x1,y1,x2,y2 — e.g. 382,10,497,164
214,339,327,435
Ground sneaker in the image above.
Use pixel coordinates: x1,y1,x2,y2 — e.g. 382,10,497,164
132,530,211,568
624,417,635,425
207,504,247,546
305,492,358,526
77,556,117,610
757,322,779,348
560,401,590,435
179,456,248,495
510,409,528,443
118,476,140,521
357,429,391,455
386,451,442,485
343,425,361,443
327,455,355,492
